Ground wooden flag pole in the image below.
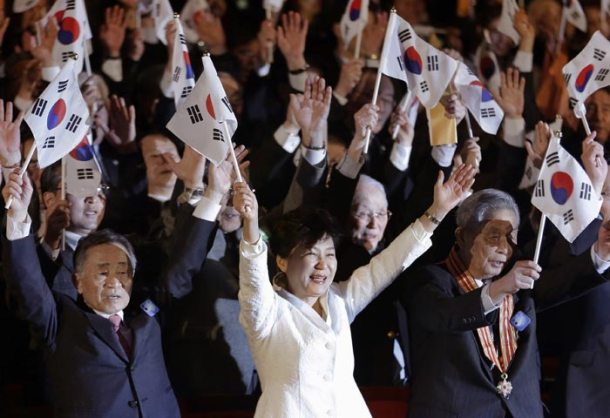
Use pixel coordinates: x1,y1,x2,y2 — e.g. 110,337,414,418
60,156,66,251
464,111,474,139
223,122,243,183
354,30,363,59
363,69,383,154
4,144,36,210
391,95,410,140
83,39,92,76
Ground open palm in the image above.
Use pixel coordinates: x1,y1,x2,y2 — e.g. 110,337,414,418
0,100,24,166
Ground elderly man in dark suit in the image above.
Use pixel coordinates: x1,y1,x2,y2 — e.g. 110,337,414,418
1,158,223,418
403,189,610,418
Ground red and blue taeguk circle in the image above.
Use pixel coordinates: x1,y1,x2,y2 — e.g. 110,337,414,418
47,99,66,130
404,47,423,75
69,137,94,161
550,171,574,205
349,0,362,21
58,16,80,45
575,64,594,93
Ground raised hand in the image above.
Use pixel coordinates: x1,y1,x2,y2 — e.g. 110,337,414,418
0,100,24,167
526,121,551,168
293,75,332,146
430,163,476,219
100,5,127,58
257,18,277,64
388,107,414,146
194,11,227,55
353,103,380,138
2,170,33,222
232,181,259,243
514,9,535,52
277,11,308,71
489,260,541,298
335,59,364,98
106,95,136,152
208,145,250,196
30,20,57,67
162,145,207,189
494,68,525,119
581,131,607,195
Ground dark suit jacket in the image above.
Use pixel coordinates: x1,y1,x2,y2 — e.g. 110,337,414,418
403,246,608,418
2,205,216,418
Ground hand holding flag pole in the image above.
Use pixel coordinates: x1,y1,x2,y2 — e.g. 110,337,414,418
391,98,410,140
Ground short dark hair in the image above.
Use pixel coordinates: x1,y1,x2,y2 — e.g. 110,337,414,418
40,162,61,194
269,208,342,258
73,229,137,275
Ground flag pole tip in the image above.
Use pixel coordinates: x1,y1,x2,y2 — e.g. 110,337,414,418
390,7,397,13
174,12,180,18
554,130,563,138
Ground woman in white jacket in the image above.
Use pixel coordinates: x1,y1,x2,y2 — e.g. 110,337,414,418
232,163,474,418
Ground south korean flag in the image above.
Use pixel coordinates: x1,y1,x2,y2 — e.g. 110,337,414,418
563,31,610,112
153,0,174,45
563,0,587,33
531,135,601,242
170,17,196,108
454,62,504,134
25,59,90,168
65,134,102,197
496,0,520,46
13,0,39,13
41,0,93,72
166,55,237,165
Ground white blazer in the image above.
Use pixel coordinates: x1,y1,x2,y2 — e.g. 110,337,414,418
239,219,433,418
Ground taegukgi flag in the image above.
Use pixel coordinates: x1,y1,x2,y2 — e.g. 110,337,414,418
340,0,369,49
25,59,90,168
497,0,520,46
152,0,174,45
562,31,610,111
563,0,587,32
454,62,504,134
379,11,458,108
65,134,102,198
166,55,237,165
531,135,601,242
169,17,196,108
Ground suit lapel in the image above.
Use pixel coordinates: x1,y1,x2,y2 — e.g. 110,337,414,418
129,314,150,362
84,310,130,363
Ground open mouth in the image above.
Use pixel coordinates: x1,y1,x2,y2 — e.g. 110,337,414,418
489,260,505,269
310,274,327,285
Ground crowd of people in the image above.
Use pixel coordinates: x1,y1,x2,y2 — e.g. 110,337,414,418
2,0,610,417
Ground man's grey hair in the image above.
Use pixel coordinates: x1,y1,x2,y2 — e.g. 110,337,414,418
352,174,388,208
456,189,520,234
73,229,137,276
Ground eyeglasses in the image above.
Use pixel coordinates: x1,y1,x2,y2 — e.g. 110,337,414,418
352,210,391,222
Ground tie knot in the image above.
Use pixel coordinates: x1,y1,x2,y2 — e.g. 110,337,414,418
108,314,121,332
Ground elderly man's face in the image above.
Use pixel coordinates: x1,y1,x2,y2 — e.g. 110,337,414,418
76,244,133,314
586,90,610,144
350,190,390,252
464,209,518,280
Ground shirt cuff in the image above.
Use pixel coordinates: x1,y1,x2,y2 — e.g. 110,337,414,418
410,218,432,242
288,71,307,92
513,51,533,73
42,66,60,82
101,58,123,82
502,117,526,148
336,153,364,179
257,63,271,78
192,195,223,222
7,213,32,241
301,146,326,166
431,144,457,167
481,282,501,314
591,245,610,274
390,143,412,171
240,236,266,258
274,123,301,153
333,92,348,106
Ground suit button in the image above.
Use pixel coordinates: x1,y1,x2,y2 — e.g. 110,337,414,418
128,400,139,408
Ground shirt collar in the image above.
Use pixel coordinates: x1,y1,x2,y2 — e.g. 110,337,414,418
93,309,124,321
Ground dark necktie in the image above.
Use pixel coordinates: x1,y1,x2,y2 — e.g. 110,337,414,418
109,314,132,356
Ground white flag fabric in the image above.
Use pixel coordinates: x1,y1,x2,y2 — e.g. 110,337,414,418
181,0,209,43
603,0,610,16
562,31,610,110
65,135,102,197
166,55,238,165
497,0,520,46
397,88,420,127
454,62,504,134
379,13,458,108
474,44,502,93
153,0,174,45
42,0,92,72
170,18,196,108
531,135,601,242
519,117,564,190
564,0,587,32
340,0,369,49
13,0,39,13
25,60,90,168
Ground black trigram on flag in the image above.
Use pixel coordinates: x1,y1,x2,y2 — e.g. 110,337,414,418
594,48,607,61
61,51,73,62
563,73,572,84
427,55,439,71
398,28,412,43
466,67,475,76
65,0,76,10
420,80,429,93
580,182,592,200
596,68,610,82
481,107,496,118
534,179,545,197
187,105,203,124
76,168,95,180
570,10,580,21
181,86,193,98
396,56,404,71
42,136,55,149
546,151,560,166
563,209,575,225
57,80,69,93
568,97,578,110
32,98,48,117
66,114,82,133
172,67,181,82
221,96,233,113
212,128,224,142
179,34,187,46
